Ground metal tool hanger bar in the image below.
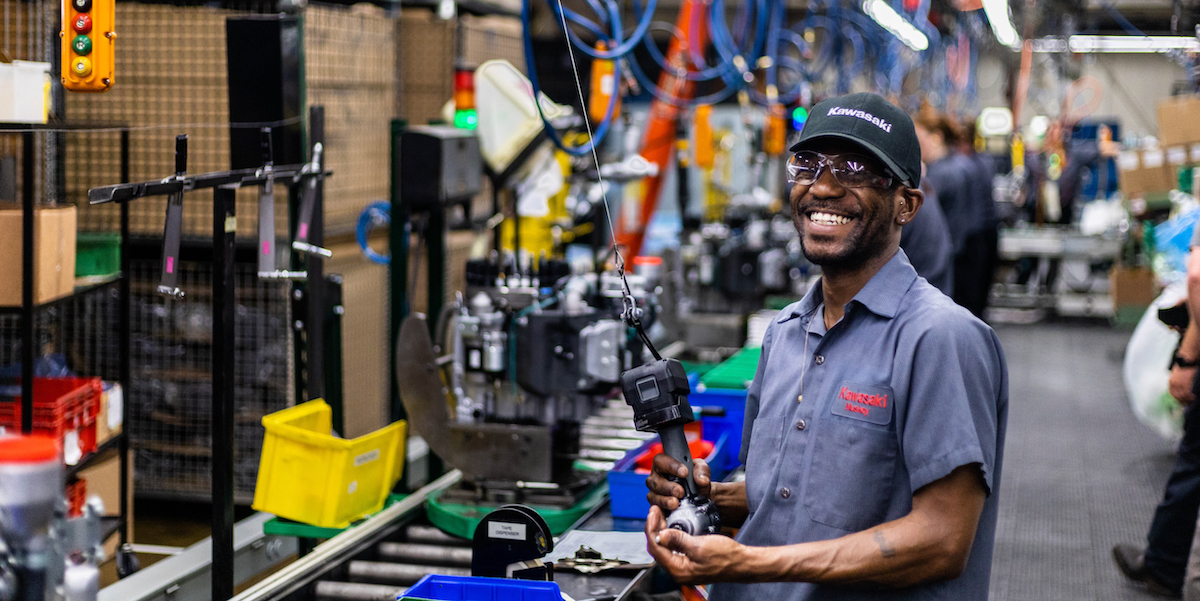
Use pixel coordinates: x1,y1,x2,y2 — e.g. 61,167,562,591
87,161,331,204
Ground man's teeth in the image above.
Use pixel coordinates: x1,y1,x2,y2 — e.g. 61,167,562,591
809,211,851,226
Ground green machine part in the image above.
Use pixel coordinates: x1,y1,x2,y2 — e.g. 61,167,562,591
425,484,610,539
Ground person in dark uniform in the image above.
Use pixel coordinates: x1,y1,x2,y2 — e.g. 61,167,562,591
913,114,990,317
643,93,1008,599
1113,218,1200,599
956,118,999,317
900,177,955,296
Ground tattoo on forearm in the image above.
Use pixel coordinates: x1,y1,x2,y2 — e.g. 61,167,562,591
874,531,896,558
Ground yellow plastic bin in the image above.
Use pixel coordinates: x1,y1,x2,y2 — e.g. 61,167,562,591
252,399,407,528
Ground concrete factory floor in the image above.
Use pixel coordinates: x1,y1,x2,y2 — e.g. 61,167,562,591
989,321,1177,600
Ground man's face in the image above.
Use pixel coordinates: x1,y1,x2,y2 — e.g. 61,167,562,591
788,139,901,270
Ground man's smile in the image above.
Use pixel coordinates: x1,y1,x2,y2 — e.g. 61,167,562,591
806,210,856,228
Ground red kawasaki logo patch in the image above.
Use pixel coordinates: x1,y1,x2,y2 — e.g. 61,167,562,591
831,382,894,425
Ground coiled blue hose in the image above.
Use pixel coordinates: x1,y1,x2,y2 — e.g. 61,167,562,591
357,201,391,265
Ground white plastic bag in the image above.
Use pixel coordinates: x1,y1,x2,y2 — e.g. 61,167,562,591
1123,282,1188,441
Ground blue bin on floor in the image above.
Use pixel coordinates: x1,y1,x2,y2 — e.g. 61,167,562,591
606,431,729,520
400,574,562,601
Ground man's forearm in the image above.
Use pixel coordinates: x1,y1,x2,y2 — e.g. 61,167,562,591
1181,324,1200,363
1186,250,1200,333
710,481,749,528
727,464,985,588
739,510,967,588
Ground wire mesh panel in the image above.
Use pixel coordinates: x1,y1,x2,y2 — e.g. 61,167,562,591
397,11,455,126
128,253,291,502
305,3,397,234
461,14,524,73
0,284,122,383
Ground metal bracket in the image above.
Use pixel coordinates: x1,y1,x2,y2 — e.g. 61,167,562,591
157,135,191,299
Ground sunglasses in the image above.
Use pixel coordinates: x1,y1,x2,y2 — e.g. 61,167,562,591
786,151,900,189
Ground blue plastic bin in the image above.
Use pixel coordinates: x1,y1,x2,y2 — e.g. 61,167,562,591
400,575,561,601
607,432,729,520
690,379,748,472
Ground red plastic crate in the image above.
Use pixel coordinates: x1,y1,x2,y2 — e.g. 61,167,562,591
66,478,87,518
0,377,102,463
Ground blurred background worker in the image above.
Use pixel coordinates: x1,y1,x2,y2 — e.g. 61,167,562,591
957,118,1000,318
900,177,955,296
915,112,993,318
1115,217,1200,599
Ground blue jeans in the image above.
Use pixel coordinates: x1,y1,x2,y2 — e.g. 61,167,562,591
1146,404,1200,594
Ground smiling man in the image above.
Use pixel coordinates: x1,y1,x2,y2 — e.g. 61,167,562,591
644,93,1009,600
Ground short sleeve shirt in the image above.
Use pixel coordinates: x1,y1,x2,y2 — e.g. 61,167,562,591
710,249,1008,601
1191,216,1200,249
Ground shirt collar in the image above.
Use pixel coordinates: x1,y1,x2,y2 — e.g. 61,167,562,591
781,249,918,323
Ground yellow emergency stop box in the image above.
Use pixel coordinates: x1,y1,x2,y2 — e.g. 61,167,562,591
252,399,407,529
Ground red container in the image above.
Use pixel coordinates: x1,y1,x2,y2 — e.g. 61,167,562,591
66,478,87,517
0,377,102,464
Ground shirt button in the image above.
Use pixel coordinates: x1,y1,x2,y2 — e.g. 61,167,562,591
796,419,807,430
780,487,791,499
814,355,825,365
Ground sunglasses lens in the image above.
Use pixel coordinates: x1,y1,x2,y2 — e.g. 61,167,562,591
835,155,891,188
787,152,822,184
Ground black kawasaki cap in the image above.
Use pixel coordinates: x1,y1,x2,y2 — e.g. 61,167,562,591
790,92,921,188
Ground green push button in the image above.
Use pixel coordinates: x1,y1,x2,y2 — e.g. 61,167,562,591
72,35,92,56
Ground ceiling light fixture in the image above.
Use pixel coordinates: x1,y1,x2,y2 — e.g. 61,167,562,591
862,0,929,52
1030,35,1200,53
982,0,1020,50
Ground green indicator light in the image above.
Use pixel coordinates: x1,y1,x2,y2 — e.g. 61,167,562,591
454,109,477,130
72,35,92,56
792,106,808,130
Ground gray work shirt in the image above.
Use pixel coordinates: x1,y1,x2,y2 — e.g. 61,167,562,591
710,250,1008,601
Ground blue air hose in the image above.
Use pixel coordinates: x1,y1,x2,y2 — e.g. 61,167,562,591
357,201,391,265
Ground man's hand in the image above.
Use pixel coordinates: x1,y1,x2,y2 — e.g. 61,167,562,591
646,454,712,513
1170,364,1197,405
645,505,746,584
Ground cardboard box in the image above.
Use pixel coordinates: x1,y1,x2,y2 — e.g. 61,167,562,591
1111,266,1159,312
0,206,77,307
76,450,134,557
97,382,123,447
1119,149,1177,199
1157,95,1200,148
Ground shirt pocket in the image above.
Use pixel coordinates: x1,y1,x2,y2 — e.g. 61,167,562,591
803,414,899,532
744,422,783,517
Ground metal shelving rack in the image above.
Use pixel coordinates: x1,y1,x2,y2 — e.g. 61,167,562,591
0,122,133,551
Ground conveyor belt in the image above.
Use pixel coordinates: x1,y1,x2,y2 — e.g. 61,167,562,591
232,403,657,601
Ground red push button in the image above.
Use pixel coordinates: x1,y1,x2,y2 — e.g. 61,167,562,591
72,13,92,34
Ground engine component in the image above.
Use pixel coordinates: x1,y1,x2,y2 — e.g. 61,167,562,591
398,255,654,502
